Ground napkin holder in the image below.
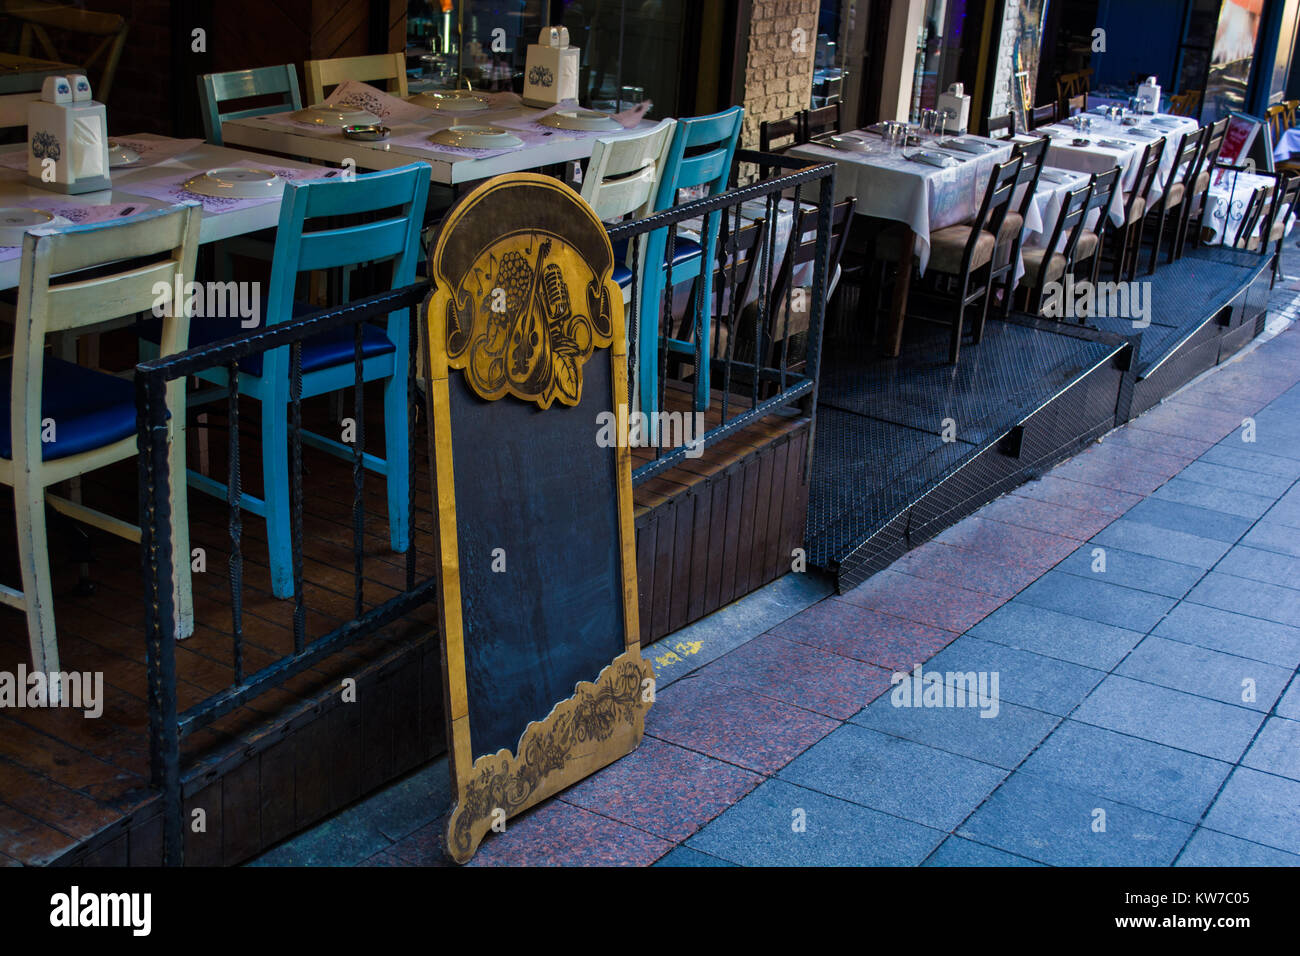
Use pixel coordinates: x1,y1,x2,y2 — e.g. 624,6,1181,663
27,75,111,194
523,26,580,108
1136,76,1161,114
936,82,971,134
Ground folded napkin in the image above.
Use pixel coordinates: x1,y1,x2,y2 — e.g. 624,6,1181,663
939,137,992,154
324,80,430,123
906,150,957,168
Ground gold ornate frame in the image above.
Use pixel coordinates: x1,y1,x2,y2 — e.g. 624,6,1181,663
423,173,652,864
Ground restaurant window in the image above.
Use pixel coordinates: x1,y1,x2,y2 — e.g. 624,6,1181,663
813,0,848,107
909,0,975,121
405,0,696,118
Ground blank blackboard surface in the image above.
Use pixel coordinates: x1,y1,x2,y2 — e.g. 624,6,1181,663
448,351,625,760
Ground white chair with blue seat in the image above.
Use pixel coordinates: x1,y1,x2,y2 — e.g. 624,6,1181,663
170,163,431,599
1,203,201,684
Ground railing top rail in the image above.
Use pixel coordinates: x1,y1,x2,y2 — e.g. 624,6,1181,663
135,281,430,384
606,160,835,242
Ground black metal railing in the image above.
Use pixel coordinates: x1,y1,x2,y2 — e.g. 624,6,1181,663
136,153,836,865
610,152,836,481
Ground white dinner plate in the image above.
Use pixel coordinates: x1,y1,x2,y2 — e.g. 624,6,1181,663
539,109,623,132
291,105,381,127
408,90,490,112
429,125,523,149
182,167,285,199
0,207,72,245
107,140,141,167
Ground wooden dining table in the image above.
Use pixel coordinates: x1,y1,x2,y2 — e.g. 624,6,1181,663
0,134,339,290
219,84,657,186
0,52,81,95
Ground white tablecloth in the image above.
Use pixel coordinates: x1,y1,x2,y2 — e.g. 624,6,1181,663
1274,127,1300,163
1202,167,1296,246
1033,110,1200,217
786,132,1016,274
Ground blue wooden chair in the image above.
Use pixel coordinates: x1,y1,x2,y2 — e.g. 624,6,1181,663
634,106,743,420
181,164,430,598
1,204,201,686
197,65,302,146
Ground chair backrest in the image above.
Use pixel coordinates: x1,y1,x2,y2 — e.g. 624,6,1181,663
967,157,1024,271
769,197,857,324
12,0,129,103
803,104,841,142
1129,138,1166,215
581,118,676,222
1163,127,1204,205
1286,100,1300,130
1170,90,1202,118
1045,182,1095,279
1204,116,1230,167
305,53,408,105
1258,171,1300,254
1066,94,1086,117
1030,103,1058,130
759,114,801,153
986,111,1015,139
1084,165,1122,222
653,105,744,209
1267,103,1287,141
198,65,303,146
1009,137,1049,243
11,204,201,462
1232,187,1270,251
706,214,770,356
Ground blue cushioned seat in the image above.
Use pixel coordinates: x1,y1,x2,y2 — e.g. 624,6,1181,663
140,299,396,377
610,236,703,288
0,358,141,461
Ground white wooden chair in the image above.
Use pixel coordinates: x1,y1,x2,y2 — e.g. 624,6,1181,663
1,204,200,689
580,118,676,304
304,52,409,105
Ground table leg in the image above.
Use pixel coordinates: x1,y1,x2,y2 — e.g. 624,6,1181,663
885,227,916,357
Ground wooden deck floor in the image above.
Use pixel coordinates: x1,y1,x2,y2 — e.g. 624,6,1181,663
0,378,806,866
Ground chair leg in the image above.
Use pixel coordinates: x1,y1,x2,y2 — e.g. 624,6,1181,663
1147,210,1165,275
261,402,296,599
13,475,61,694
382,371,411,554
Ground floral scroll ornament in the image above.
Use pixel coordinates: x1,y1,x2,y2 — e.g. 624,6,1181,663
31,131,61,162
528,65,554,88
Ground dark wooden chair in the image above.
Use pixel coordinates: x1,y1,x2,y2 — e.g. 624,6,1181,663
992,136,1049,318
1029,102,1059,130
1192,117,1231,245
985,111,1016,139
1143,127,1205,271
1020,182,1095,315
1072,166,1123,286
759,113,802,180
911,157,1024,363
803,103,842,143
1107,139,1165,282
1238,172,1300,287
720,198,858,391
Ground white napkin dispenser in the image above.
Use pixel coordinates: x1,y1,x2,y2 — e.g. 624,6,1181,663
523,26,579,108
27,75,111,194
1137,76,1161,114
936,82,971,134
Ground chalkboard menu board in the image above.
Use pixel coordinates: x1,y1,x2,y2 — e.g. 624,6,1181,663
423,173,653,863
